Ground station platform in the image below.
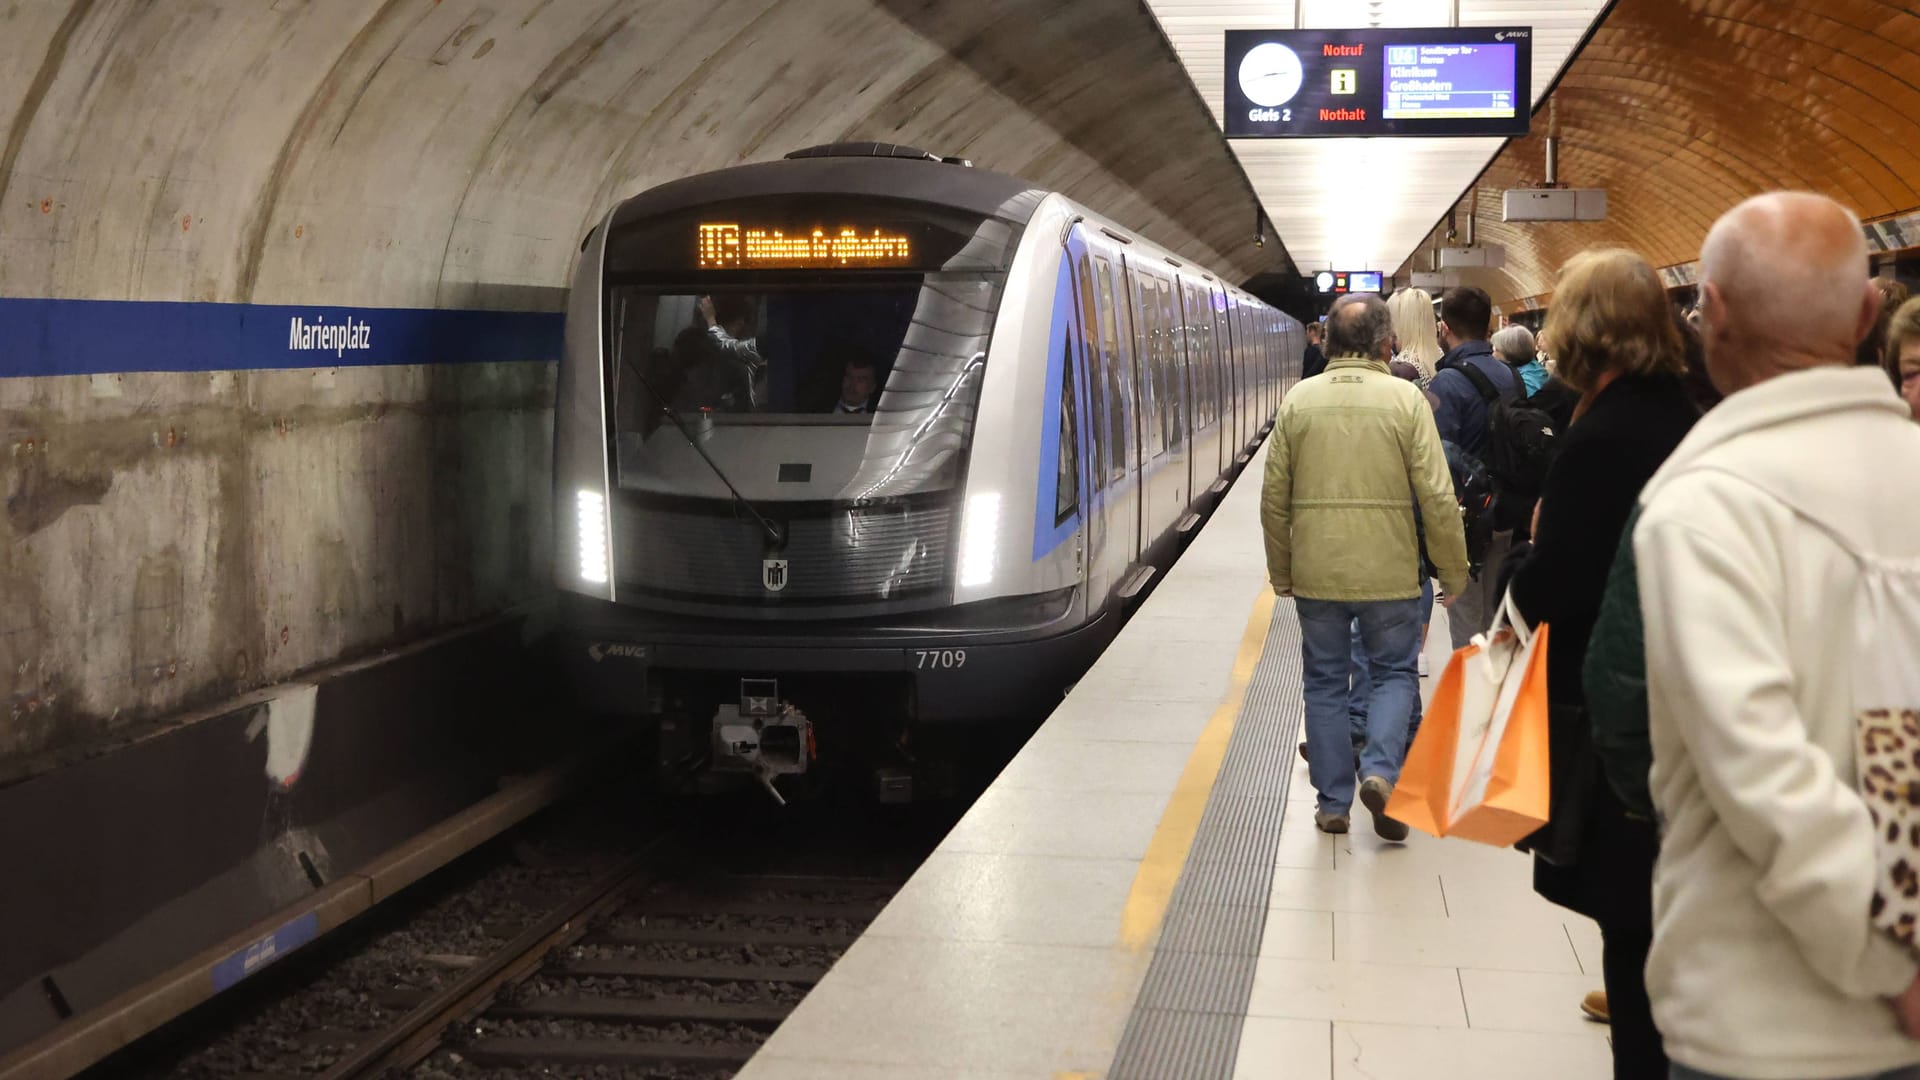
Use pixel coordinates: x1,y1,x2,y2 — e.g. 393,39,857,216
737,447,1615,1080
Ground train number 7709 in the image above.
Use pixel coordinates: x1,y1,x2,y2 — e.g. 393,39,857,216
914,649,968,670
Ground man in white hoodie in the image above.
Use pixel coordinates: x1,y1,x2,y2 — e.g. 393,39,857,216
1636,192,1920,1079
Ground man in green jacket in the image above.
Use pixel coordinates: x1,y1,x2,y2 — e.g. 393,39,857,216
1264,293,1471,839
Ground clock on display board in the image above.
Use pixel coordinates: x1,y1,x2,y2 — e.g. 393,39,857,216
1238,42,1304,108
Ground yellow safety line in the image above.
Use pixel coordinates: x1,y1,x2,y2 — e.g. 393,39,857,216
1116,588,1278,950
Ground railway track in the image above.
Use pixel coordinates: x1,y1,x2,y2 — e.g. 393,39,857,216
341,856,904,1078
91,792,951,1080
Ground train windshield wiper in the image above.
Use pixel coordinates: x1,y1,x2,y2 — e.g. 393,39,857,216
613,298,785,550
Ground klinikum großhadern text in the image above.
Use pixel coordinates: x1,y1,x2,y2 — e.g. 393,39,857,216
288,315,373,358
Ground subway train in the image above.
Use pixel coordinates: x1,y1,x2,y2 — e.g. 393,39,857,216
553,143,1304,800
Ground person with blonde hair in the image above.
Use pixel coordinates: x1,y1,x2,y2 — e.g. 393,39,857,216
1388,286,1443,379
1885,294,1920,419
1503,246,1703,1080
1860,275,1912,371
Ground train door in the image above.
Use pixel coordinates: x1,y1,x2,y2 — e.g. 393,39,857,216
1064,234,1113,605
1184,279,1219,486
1092,250,1141,571
1121,255,1168,553
1158,275,1191,521
1215,286,1238,460
1244,303,1259,449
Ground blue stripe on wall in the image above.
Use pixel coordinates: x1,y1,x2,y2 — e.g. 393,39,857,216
0,297,565,378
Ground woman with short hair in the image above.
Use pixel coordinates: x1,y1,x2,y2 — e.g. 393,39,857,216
1505,247,1704,1080
1492,324,1546,394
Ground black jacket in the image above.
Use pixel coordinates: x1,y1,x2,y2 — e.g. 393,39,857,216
1301,343,1328,380
1504,372,1699,923
1507,373,1699,706
1528,374,1579,434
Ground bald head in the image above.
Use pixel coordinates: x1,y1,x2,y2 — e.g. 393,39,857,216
1326,293,1394,361
1698,192,1876,392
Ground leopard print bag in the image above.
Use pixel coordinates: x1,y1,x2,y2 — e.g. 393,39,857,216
1860,707,1920,949
1695,474,1920,954
1849,560,1920,954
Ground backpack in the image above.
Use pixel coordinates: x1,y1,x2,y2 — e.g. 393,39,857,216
1442,438,1496,577
1457,361,1559,503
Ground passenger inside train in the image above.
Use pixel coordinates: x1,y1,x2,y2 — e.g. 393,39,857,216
827,356,880,414
670,294,767,413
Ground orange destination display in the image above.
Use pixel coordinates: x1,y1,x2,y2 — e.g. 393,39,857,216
697,223,915,268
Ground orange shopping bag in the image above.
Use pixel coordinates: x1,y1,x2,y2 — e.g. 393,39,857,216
1387,590,1551,846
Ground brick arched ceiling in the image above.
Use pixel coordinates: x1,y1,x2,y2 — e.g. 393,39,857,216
1395,0,1920,306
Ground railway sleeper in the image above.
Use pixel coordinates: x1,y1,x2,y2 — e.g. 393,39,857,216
625,897,887,919
491,994,790,1025
551,956,830,983
589,925,861,949
463,1036,759,1067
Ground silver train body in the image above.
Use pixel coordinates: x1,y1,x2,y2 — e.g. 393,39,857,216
552,145,1303,785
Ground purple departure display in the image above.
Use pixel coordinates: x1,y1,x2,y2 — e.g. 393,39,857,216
1382,43,1517,120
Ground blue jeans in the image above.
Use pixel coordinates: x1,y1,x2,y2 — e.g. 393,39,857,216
1346,577,1434,750
1346,626,1370,740
1666,1060,1920,1068
1298,595,1423,814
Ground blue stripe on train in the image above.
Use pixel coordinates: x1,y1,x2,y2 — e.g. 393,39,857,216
1032,255,1083,561
0,297,563,378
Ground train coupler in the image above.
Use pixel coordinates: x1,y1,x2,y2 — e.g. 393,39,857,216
710,679,812,805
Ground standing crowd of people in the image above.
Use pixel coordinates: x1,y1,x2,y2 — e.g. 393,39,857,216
1262,191,1920,1080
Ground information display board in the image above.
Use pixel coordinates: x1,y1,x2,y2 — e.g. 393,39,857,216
1224,27,1531,139
1315,270,1383,295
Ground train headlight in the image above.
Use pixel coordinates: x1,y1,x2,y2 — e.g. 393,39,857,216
958,492,1000,588
577,489,609,585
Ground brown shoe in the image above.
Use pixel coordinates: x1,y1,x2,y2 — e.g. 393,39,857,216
1314,810,1350,834
1359,776,1410,842
1581,990,1609,1024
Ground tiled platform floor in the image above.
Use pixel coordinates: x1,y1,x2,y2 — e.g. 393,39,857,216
1233,608,1614,1080
741,444,1617,1080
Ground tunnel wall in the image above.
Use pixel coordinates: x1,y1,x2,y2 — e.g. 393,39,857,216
0,0,1284,771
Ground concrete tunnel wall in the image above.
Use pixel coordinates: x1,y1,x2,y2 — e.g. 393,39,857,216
0,0,1288,772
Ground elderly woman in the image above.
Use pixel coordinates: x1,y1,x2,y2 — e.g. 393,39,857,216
1505,248,1703,1080
1886,295,1920,420
1492,324,1547,394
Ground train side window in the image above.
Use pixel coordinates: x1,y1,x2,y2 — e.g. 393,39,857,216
1205,289,1222,426
1074,254,1107,494
1183,283,1203,426
1093,256,1130,482
1134,273,1164,456
1190,282,1205,424
1159,277,1183,449
1056,344,1079,523
1212,292,1228,427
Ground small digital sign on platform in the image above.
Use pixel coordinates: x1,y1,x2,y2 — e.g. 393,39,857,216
1224,27,1531,139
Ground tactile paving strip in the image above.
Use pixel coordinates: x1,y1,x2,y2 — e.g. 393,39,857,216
1108,599,1304,1080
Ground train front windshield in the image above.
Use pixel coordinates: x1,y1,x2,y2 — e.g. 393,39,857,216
597,196,1022,610
607,277,1001,503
